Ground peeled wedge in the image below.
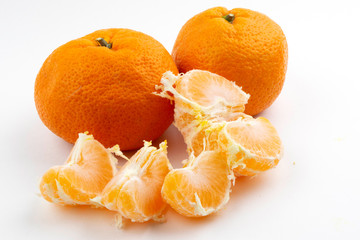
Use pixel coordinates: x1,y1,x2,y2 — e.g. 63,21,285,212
39,132,118,205
161,151,232,217
189,115,283,176
98,141,172,224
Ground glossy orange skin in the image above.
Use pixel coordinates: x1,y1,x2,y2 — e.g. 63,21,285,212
172,7,288,115
35,29,178,150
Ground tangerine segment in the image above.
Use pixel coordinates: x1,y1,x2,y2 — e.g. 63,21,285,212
185,119,226,156
39,133,118,205
175,70,249,111
161,151,232,217
187,116,283,176
99,141,172,223
157,70,249,127
222,117,283,176
39,167,65,205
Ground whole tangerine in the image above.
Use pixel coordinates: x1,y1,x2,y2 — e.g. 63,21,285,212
35,28,178,150
172,7,288,115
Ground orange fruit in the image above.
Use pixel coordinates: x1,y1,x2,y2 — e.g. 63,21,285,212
98,141,171,224
157,70,282,176
161,150,232,217
172,7,288,115
39,132,118,205
35,28,178,150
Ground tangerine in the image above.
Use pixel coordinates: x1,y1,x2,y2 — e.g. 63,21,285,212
35,28,178,150
172,7,288,115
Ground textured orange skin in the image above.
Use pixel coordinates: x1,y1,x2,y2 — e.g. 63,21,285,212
35,29,178,150
172,7,288,116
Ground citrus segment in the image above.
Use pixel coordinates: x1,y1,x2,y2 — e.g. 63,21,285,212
222,117,282,176
158,70,249,122
186,116,283,176
99,141,172,223
39,132,118,205
161,151,232,217
174,70,249,111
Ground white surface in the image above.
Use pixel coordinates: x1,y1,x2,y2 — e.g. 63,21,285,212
1,0,360,239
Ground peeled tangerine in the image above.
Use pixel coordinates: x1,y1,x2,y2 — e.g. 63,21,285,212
97,141,172,225
39,132,118,205
161,150,232,217
157,70,283,177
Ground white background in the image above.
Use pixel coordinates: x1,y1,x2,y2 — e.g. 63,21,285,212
1,0,360,239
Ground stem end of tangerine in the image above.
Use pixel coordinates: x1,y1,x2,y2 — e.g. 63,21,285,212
95,38,112,49
223,14,235,24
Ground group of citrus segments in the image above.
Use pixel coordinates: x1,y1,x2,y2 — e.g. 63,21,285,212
39,70,283,227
